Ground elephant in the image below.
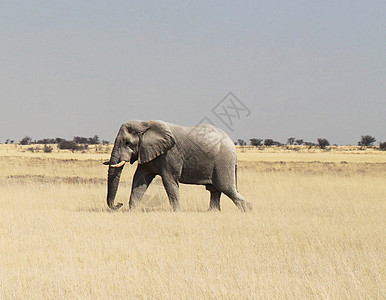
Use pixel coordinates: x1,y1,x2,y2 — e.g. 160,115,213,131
104,120,252,212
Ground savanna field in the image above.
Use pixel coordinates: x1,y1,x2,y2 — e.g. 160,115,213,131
0,144,385,299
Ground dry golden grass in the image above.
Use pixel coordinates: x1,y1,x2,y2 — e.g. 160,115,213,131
0,145,385,299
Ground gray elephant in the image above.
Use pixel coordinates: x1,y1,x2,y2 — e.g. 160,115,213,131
104,120,251,211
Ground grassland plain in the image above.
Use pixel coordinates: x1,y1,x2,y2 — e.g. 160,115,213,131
0,145,385,299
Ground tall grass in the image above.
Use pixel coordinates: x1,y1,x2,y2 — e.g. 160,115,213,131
0,146,385,298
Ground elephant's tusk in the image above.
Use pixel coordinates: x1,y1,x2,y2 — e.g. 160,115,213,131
110,161,126,168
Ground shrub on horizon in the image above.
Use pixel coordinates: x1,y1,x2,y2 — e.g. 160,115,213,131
237,139,247,146
358,135,376,147
250,138,262,147
44,144,53,153
20,136,32,145
317,138,330,149
58,140,88,151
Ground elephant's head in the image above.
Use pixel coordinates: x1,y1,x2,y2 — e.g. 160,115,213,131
104,120,175,209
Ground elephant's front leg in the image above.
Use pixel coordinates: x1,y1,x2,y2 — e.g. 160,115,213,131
129,166,155,210
161,173,180,211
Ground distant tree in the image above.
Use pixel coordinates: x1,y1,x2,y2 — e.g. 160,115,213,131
36,138,57,144
250,138,263,147
20,136,32,145
55,138,65,144
237,139,247,146
73,136,88,144
358,135,376,147
58,140,88,151
287,137,295,145
102,140,110,145
58,140,77,150
264,139,282,146
379,142,386,151
264,139,281,146
317,138,330,149
295,139,304,145
36,139,46,144
73,135,100,144
88,135,100,145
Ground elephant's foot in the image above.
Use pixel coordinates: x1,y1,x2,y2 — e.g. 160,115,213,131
129,200,139,211
170,201,181,211
235,200,252,212
224,190,252,212
208,206,221,212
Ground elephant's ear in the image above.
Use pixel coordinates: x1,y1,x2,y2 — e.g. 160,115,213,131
138,121,176,164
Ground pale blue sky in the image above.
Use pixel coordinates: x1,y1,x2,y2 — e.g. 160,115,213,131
1,1,385,145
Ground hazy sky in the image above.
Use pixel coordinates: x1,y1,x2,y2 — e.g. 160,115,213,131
1,1,385,145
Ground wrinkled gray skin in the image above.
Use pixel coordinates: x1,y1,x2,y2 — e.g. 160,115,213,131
105,120,252,211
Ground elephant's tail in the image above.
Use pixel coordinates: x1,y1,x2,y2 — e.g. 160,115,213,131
235,163,239,192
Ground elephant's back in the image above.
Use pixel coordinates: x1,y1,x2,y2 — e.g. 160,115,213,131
184,123,233,141
168,122,236,156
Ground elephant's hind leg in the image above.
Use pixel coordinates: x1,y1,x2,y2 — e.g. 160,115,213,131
223,189,252,212
206,185,221,211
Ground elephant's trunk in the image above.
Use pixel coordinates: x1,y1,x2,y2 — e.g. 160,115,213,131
106,145,124,210
107,165,124,210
